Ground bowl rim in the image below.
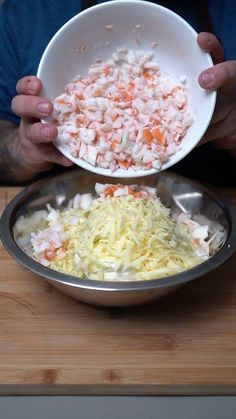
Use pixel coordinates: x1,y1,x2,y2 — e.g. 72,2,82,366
1,170,236,292
37,0,216,178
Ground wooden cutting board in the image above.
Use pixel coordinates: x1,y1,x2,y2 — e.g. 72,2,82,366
0,186,236,396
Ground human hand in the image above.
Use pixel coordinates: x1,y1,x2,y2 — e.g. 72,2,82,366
197,32,236,157
11,76,73,180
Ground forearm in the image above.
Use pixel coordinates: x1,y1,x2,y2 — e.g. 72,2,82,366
0,119,36,185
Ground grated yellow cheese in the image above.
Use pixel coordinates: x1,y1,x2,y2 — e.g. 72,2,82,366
43,195,203,281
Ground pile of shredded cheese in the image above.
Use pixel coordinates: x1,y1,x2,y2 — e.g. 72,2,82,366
16,183,214,281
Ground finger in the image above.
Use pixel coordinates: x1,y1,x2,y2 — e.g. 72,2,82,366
16,76,42,96
43,145,74,167
11,95,53,119
25,122,58,143
26,143,74,168
200,116,234,144
198,61,236,91
213,138,236,150
197,32,224,64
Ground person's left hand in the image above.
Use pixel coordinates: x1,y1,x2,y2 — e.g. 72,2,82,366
197,32,236,158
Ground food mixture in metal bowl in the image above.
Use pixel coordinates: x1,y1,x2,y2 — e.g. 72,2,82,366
14,184,225,281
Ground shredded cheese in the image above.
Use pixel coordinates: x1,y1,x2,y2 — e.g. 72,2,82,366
27,184,210,281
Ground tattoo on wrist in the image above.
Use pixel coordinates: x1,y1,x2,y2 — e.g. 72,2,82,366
0,120,22,184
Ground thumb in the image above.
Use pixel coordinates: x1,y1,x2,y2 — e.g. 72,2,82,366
198,61,236,92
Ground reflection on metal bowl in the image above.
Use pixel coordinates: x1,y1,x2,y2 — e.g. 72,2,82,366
1,170,236,307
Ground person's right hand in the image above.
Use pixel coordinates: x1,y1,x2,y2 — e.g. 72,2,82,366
11,75,73,180
197,33,236,158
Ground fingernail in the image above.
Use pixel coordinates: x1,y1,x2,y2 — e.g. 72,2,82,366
28,80,38,93
200,72,215,87
41,126,50,139
62,158,74,166
37,102,51,115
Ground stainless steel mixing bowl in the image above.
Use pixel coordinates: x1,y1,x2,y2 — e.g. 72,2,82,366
1,170,236,307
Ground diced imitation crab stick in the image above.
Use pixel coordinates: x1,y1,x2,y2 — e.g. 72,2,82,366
53,48,193,171
31,223,68,266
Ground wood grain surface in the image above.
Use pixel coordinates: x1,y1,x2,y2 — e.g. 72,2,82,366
0,187,236,396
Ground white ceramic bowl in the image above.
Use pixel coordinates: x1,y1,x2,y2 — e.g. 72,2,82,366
37,0,216,178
